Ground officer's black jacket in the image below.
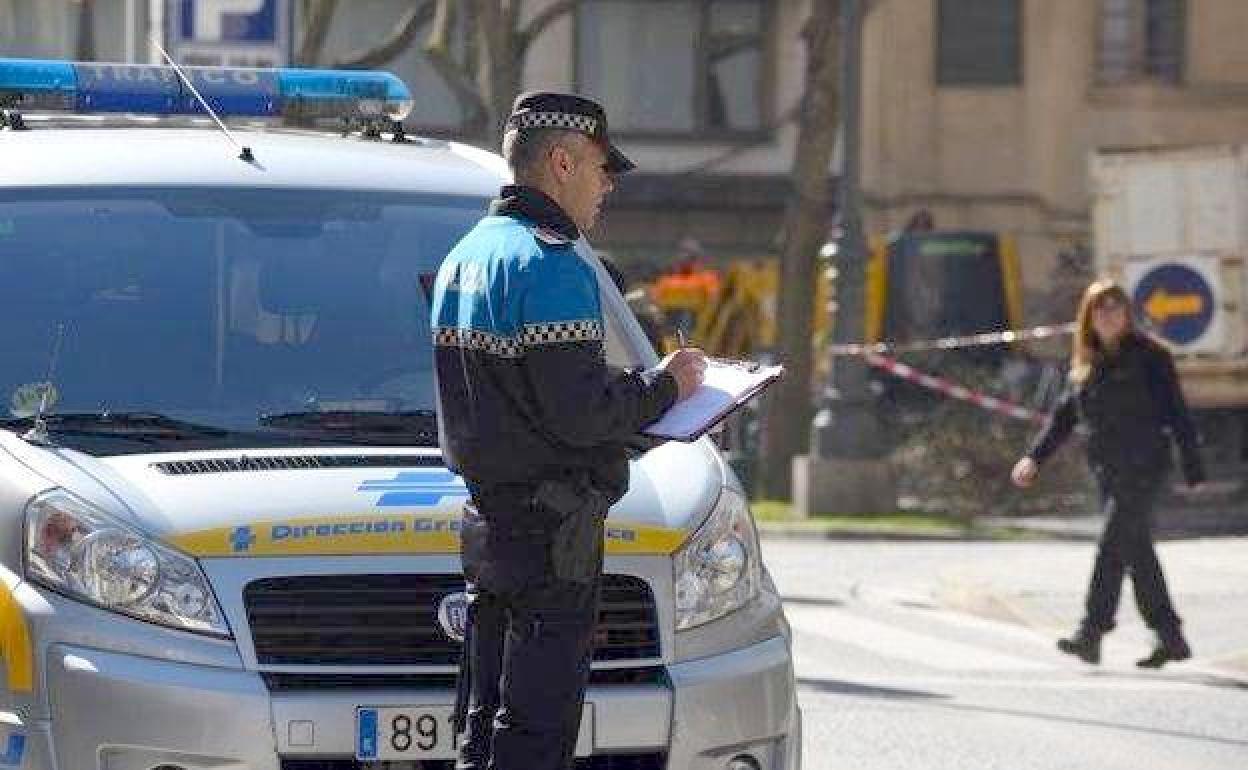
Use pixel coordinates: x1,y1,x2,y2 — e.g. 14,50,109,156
1028,332,1205,484
430,185,677,503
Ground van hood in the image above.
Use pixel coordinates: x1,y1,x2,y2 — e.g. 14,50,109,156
1,436,726,557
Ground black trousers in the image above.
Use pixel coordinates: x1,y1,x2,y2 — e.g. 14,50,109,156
456,500,601,770
1082,466,1181,636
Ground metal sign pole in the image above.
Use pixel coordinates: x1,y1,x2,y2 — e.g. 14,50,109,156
814,0,887,459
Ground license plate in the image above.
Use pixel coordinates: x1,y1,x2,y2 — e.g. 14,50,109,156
356,704,594,761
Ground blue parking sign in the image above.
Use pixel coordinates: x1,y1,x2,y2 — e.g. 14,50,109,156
169,0,291,67
179,0,278,43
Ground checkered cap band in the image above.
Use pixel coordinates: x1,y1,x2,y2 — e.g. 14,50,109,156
511,111,599,134
521,320,605,346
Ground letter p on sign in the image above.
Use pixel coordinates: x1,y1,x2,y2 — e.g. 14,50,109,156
193,0,269,42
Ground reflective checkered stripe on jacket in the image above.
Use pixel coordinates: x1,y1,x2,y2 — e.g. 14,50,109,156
433,321,603,359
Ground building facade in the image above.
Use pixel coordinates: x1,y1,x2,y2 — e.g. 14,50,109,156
860,0,1248,319
5,0,1248,319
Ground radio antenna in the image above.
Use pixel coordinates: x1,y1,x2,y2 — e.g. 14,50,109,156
150,36,256,163
24,323,66,446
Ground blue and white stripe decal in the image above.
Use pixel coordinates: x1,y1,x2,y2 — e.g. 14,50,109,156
358,470,468,507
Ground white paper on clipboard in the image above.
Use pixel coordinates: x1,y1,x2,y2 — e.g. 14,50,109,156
642,359,783,442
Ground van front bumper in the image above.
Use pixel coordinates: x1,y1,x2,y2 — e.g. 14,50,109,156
12,635,798,770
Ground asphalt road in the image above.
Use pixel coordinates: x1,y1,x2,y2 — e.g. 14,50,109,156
762,538,1248,770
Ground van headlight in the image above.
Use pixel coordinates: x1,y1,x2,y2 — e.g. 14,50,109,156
673,488,761,631
24,489,231,638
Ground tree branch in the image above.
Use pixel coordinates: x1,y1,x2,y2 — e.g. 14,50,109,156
295,0,338,66
332,0,437,69
516,0,579,57
678,104,801,176
707,31,758,62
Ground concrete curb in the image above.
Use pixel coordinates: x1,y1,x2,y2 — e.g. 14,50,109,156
759,517,1248,544
758,525,981,543
756,523,1065,543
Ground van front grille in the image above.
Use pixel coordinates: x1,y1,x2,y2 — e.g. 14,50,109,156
260,667,667,692
151,454,442,475
245,573,660,666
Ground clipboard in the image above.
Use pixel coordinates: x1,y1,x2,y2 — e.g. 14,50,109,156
642,358,784,442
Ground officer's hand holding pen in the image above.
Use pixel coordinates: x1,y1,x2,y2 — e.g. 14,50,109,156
659,329,706,401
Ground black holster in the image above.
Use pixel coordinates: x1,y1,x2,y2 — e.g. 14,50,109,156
534,477,608,584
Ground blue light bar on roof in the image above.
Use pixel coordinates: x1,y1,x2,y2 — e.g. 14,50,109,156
0,59,413,122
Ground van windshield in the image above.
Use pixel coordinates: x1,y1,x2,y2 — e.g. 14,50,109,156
0,187,488,447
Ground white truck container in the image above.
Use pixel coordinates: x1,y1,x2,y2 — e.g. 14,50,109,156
1091,145,1248,488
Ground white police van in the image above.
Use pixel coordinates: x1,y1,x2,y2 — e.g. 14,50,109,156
0,59,800,770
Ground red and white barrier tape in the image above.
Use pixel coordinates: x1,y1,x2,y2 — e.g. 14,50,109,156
829,322,1075,357
865,353,1046,424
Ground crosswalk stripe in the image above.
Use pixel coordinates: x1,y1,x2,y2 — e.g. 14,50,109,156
785,603,1057,672
796,674,1226,692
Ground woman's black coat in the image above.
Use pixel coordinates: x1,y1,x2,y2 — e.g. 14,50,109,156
1028,333,1205,485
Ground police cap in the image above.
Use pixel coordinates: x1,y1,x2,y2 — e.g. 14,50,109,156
505,91,635,174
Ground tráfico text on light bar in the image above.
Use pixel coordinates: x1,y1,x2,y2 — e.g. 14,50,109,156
0,59,413,122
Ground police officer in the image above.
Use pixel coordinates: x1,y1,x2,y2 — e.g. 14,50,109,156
430,92,705,770
1012,280,1204,669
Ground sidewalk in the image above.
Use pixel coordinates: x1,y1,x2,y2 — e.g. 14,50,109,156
757,514,1056,542
758,504,1248,542
752,504,1045,542
979,502,1248,541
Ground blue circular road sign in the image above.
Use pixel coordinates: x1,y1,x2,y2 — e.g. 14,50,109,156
1132,263,1215,346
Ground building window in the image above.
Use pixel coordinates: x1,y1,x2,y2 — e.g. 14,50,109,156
577,0,767,135
0,0,81,59
1097,0,1185,84
936,0,1022,86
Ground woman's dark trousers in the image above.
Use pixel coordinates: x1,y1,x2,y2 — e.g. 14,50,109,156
1082,468,1182,637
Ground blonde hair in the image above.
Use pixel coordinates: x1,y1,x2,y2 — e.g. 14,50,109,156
1069,279,1135,384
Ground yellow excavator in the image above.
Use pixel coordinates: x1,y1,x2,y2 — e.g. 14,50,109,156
643,230,1024,360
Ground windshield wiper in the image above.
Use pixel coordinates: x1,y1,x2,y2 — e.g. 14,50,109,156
258,410,439,445
0,412,232,444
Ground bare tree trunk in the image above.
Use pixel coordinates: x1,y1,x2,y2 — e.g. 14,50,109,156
295,0,338,66
472,0,521,146
74,0,96,61
474,0,579,147
759,1,840,499
425,0,489,134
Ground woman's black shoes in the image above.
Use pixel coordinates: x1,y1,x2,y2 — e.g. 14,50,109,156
1057,631,1103,664
1060,628,1192,667
1136,632,1192,669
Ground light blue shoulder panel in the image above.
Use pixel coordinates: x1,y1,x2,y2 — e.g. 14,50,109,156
431,217,604,356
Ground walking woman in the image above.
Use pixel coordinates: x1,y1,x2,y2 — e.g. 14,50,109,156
1011,279,1204,668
